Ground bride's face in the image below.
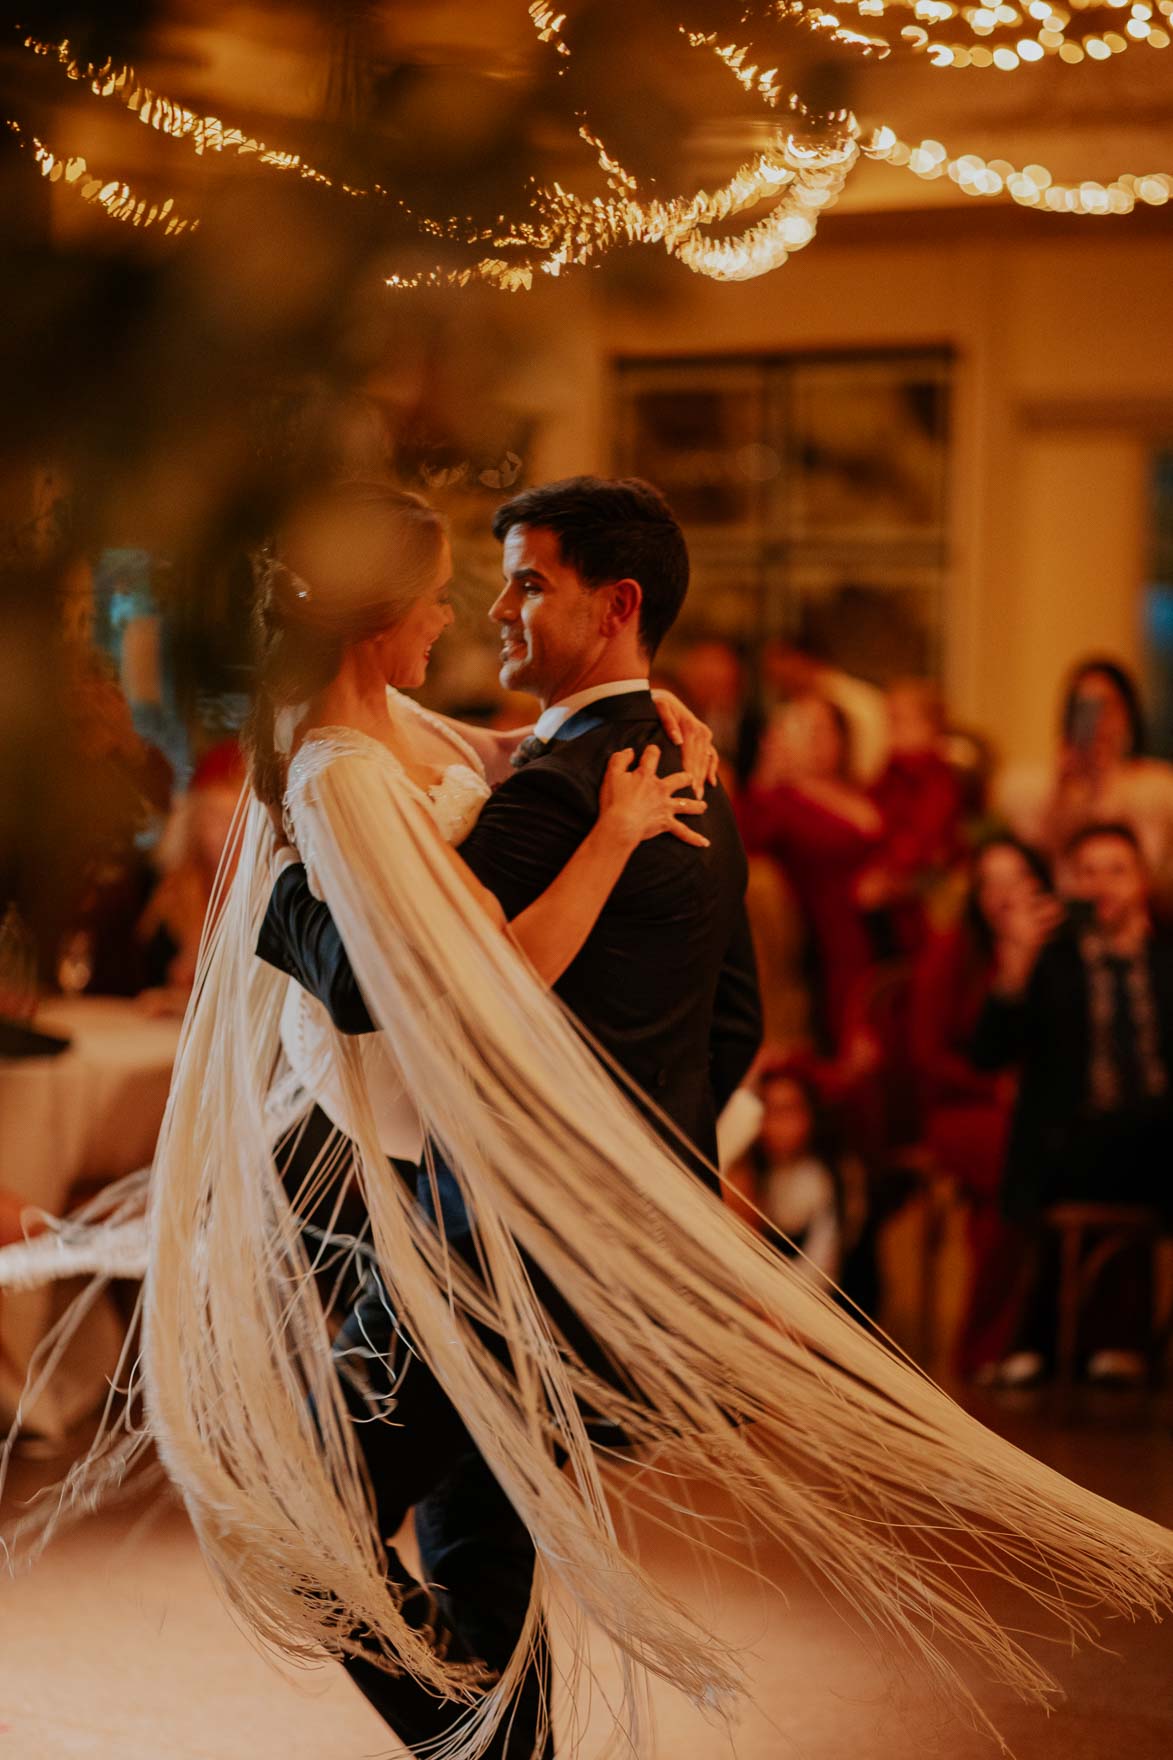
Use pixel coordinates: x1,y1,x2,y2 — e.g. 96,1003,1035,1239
373,538,455,689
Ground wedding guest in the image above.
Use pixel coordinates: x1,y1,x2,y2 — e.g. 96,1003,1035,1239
137,739,244,1009
739,693,882,1048
975,822,1173,1380
999,657,1173,908
760,638,889,783
742,855,811,1051
724,1063,855,1283
861,679,965,954
674,638,758,787
910,837,1055,1380
60,652,174,997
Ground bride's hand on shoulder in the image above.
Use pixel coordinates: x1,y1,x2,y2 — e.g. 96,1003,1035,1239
650,689,720,798
262,798,303,876
598,745,710,850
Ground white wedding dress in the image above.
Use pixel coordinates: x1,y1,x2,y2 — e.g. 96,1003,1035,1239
4,699,1173,1760
275,692,491,1160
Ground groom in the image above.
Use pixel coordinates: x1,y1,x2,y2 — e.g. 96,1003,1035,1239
256,475,761,1754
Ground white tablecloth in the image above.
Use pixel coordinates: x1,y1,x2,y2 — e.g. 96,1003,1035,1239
0,996,181,1439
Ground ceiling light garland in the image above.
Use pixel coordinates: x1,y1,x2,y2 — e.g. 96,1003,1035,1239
388,126,855,289
19,32,365,191
9,7,1172,290
868,126,1173,209
5,118,197,231
734,0,1173,64
688,13,1172,224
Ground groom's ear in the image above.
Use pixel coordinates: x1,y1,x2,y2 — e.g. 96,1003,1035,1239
599,577,643,639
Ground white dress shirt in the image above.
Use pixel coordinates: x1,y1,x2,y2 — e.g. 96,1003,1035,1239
532,679,651,743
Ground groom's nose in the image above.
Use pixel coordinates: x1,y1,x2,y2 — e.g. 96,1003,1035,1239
488,584,515,623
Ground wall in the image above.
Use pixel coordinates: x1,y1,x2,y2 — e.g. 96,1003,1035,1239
512,218,1173,767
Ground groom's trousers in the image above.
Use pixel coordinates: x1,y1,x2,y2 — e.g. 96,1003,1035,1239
279,1104,554,1760
332,1277,555,1760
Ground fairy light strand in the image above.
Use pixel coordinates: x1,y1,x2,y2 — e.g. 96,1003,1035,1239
5,118,197,232
688,19,1173,222
691,0,1173,68
865,124,1173,211
12,12,1173,291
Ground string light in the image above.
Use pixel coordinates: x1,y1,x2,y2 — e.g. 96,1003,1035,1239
753,0,1173,64
11,12,1173,292
19,34,343,186
691,19,1173,226
678,0,1173,71
867,125,1173,211
5,119,197,232
384,126,857,289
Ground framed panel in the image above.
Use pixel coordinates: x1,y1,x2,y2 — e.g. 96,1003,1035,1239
614,348,952,687
614,360,769,530
773,352,950,545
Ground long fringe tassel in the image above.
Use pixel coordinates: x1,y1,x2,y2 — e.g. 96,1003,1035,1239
7,737,1173,1760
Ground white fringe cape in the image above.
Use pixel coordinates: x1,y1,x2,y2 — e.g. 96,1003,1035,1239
4,724,1173,1759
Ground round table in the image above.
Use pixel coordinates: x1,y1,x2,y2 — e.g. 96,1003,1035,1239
0,996,181,1439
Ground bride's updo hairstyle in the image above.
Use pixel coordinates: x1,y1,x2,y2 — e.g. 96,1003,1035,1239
245,479,446,813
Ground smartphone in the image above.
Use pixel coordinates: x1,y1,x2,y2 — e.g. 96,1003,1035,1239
1064,896,1098,936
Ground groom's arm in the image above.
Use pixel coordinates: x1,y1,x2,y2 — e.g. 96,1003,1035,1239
256,864,376,1034
458,767,597,918
255,768,594,1033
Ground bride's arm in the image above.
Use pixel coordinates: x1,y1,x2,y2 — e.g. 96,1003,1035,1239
426,714,525,787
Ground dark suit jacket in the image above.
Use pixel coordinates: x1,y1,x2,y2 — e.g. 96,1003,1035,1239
257,690,762,1185
973,924,1173,1218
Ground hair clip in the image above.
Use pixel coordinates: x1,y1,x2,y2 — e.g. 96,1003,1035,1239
253,543,313,606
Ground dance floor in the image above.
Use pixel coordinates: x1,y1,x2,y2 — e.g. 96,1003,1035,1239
2,1395,1171,1759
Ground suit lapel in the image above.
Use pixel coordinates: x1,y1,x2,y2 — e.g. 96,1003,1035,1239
554,690,656,746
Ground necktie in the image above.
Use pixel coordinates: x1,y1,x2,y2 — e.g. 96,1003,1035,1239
510,734,552,769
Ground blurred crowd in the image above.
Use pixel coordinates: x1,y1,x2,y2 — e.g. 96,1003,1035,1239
16,632,1173,1389
657,640,1173,1388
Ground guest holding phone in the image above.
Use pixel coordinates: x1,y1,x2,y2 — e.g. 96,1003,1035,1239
974,822,1173,1381
999,658,1173,910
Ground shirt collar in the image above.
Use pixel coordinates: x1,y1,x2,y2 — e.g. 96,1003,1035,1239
533,679,651,742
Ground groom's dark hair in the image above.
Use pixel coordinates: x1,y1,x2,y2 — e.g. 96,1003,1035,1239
491,476,689,658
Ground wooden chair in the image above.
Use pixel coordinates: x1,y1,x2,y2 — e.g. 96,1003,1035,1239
1044,1202,1173,1415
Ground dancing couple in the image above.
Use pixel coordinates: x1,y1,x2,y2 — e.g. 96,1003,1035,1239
3,475,1172,1760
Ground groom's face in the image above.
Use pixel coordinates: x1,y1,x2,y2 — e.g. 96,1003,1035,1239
491,524,607,705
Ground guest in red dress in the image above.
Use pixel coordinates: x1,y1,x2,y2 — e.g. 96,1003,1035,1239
860,680,965,955
910,836,1053,1379
740,693,883,1050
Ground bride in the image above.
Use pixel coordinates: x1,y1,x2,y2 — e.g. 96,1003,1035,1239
4,478,1173,1760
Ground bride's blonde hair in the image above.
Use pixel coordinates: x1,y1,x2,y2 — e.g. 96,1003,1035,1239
245,480,446,813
